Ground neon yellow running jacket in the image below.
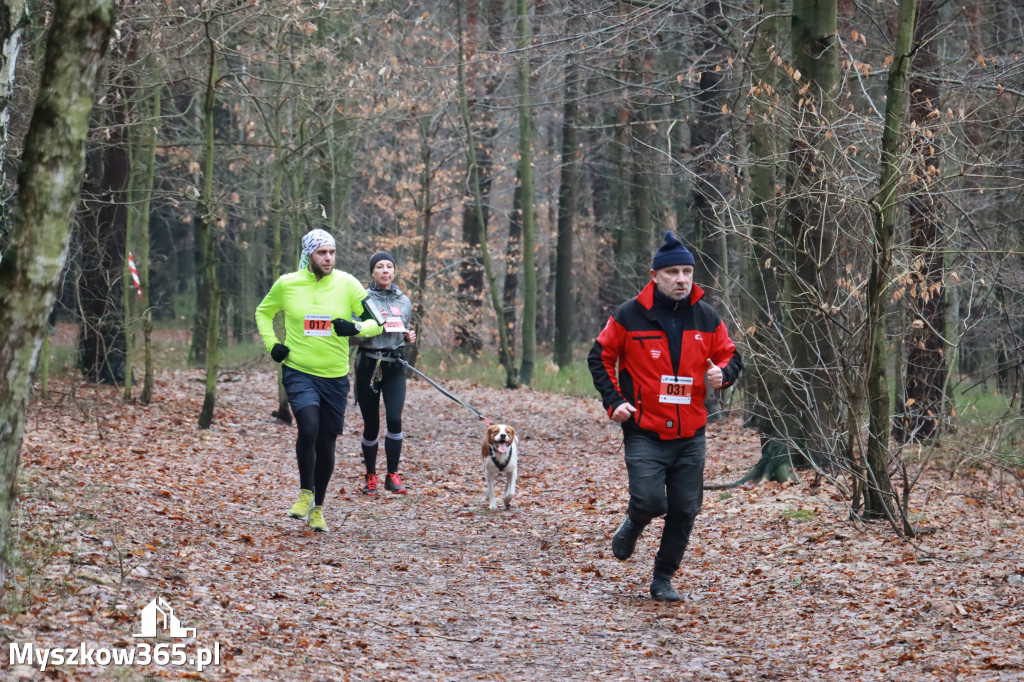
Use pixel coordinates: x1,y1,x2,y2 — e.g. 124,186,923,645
255,268,382,378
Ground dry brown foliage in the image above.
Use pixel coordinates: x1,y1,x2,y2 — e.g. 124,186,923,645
4,367,1023,679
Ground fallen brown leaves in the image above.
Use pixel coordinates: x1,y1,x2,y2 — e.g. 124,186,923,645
3,367,1023,680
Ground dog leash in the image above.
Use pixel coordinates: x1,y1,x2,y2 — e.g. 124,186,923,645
398,358,493,425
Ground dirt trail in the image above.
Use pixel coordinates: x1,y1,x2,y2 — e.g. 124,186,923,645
6,369,1024,680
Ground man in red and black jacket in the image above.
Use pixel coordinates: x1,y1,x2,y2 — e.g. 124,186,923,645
588,230,742,602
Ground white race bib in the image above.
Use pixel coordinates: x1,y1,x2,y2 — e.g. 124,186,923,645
303,314,332,336
383,316,408,333
659,375,693,404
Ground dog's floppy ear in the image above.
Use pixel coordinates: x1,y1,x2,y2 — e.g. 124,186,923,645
483,425,495,458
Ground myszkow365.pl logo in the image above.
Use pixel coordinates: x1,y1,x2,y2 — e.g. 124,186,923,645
8,596,221,673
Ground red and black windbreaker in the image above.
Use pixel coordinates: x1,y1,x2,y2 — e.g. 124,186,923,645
587,281,742,440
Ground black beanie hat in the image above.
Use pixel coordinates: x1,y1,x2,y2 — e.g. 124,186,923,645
369,251,396,273
652,231,695,270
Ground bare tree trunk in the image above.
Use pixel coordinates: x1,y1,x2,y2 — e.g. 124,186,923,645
0,0,27,249
269,125,291,424
894,0,947,444
738,0,799,484
553,37,579,369
123,126,137,402
586,99,623,316
613,109,642,299
693,0,731,422
456,0,516,387
120,58,141,403
609,19,650,304
629,112,654,266
456,196,485,353
197,17,220,429
692,0,729,299
407,114,440,370
515,0,537,386
784,0,841,463
77,105,129,386
504,172,522,367
627,33,655,279
865,0,917,530
454,0,503,356
138,79,160,405
0,0,113,598
189,193,209,364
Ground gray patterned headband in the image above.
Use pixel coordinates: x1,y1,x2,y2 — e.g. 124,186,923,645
299,229,336,270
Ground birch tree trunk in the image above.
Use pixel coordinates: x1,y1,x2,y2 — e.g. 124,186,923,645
0,0,113,596
0,0,27,248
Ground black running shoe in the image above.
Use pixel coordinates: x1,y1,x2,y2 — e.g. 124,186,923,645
362,474,380,496
384,473,407,495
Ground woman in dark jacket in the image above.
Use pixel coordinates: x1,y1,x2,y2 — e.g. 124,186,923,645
354,251,415,495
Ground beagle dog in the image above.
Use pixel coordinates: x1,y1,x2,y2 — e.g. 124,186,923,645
482,424,518,510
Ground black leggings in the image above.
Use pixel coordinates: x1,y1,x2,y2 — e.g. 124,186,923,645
355,352,406,474
294,405,338,505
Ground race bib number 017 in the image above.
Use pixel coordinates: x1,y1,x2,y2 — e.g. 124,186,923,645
659,375,693,404
303,314,332,336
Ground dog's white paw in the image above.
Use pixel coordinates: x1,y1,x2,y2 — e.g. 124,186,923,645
488,501,498,510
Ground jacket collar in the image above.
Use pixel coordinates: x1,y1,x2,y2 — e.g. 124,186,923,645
370,282,403,296
636,280,704,310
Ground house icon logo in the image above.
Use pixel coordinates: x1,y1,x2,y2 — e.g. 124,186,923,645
132,597,197,639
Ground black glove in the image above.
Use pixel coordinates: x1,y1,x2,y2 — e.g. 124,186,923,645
270,343,290,363
332,318,360,337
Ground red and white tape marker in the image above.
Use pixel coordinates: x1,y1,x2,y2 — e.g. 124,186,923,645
128,251,142,298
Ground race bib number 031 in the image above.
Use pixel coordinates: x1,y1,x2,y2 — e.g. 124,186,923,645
659,375,693,404
303,314,332,336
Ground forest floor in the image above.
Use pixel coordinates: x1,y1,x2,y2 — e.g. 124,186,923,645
4,360,1024,680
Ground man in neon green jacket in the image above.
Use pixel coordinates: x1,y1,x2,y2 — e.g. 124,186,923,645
255,229,382,532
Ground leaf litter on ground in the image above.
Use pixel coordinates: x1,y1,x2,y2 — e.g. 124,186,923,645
4,367,1024,680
